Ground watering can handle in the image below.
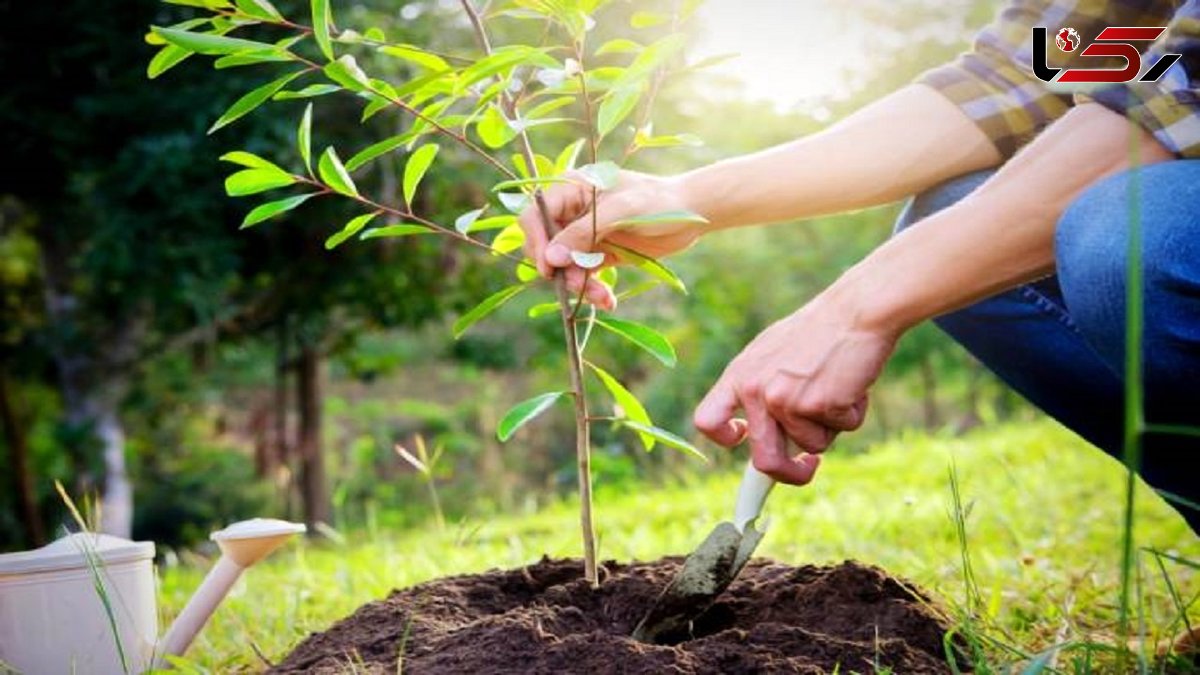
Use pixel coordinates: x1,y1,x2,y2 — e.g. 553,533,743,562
733,462,776,533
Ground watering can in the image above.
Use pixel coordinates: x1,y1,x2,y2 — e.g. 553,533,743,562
0,518,305,674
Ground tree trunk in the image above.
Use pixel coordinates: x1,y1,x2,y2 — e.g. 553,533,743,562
95,400,132,538
296,344,330,531
919,355,941,430
0,370,46,547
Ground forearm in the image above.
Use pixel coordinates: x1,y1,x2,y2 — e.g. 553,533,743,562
828,103,1176,334
676,84,1003,231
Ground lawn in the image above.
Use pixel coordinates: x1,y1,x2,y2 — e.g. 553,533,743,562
160,420,1199,672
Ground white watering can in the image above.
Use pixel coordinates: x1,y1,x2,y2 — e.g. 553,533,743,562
0,518,304,674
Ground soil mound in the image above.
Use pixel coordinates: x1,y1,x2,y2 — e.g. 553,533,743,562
272,557,959,674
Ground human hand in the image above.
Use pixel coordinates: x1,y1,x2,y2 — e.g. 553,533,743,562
517,170,708,309
693,292,897,486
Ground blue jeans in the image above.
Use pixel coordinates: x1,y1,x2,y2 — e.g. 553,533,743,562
894,161,1200,534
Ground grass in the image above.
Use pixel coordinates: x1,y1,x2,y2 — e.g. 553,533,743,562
157,420,1198,672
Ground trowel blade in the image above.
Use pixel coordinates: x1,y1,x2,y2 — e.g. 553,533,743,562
631,521,748,643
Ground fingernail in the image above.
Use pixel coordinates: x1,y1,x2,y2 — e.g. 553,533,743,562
546,243,571,267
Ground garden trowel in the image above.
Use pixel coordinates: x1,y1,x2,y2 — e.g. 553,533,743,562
632,462,776,642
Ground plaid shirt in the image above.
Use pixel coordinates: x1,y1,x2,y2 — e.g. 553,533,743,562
920,0,1200,158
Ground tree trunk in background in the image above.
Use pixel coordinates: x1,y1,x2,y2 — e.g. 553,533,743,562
95,400,132,538
275,317,295,519
919,355,941,430
297,345,330,531
0,371,46,547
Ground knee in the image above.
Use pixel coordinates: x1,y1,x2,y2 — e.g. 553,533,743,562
893,169,995,236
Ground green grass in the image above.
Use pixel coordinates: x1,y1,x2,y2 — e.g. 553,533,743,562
158,420,1198,672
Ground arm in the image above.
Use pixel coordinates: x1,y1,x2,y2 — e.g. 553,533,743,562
694,103,1175,486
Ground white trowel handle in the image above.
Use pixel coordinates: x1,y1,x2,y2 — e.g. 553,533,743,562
733,462,776,533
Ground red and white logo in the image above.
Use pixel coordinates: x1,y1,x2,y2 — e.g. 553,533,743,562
1055,27,1081,52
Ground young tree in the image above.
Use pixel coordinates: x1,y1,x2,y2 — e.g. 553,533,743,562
148,0,709,583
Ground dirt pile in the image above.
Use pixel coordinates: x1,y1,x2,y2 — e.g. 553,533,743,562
272,557,959,674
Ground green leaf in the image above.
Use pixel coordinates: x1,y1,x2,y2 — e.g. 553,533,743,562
516,261,539,282
587,362,654,450
631,11,669,28
598,85,643,137
345,132,416,172
526,96,576,119
273,83,341,100
210,71,303,134
555,139,586,174
403,144,439,206
454,284,527,338
490,176,572,192
298,103,313,174
147,45,193,79
317,147,358,197
379,45,450,72
235,0,283,20
595,38,642,56
360,224,432,240
325,211,379,249
323,55,368,91
311,0,333,61
225,169,296,197
595,316,677,367
607,243,687,294
214,49,293,69
497,392,567,442
152,27,276,55
633,131,703,149
241,193,318,228
458,46,559,89
619,421,706,461
611,210,709,229
491,224,525,254
476,105,516,150
469,215,517,233
220,150,282,171
579,162,620,190
146,17,209,44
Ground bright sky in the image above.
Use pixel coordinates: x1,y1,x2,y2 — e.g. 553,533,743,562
690,1,875,113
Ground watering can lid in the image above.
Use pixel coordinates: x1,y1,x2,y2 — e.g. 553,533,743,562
0,532,155,575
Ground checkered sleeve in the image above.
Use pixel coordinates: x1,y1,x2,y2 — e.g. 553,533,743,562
917,0,1185,158
1082,3,1200,158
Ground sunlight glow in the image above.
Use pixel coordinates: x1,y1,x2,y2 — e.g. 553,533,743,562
691,1,874,113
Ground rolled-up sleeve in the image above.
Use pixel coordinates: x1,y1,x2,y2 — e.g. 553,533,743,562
918,0,1186,158
1083,3,1200,158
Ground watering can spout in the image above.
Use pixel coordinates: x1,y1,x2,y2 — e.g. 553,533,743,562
156,519,305,668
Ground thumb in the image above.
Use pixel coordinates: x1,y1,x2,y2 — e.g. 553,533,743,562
545,199,625,268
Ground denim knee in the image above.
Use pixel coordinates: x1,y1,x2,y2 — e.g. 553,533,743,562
1056,162,1200,383
893,169,995,236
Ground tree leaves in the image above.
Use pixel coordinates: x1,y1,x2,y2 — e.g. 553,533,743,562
360,224,432,240
594,316,676,367
597,85,643,137
241,193,318,228
586,362,654,450
298,103,313,174
571,251,606,269
620,421,706,461
497,392,567,442
152,27,276,55
477,105,516,149
209,71,303,134
311,0,334,61
453,284,527,338
379,44,450,72
225,169,296,196
325,211,379,249
235,0,283,21
606,243,687,294
220,150,282,171
454,208,485,234
611,210,709,228
345,131,417,172
318,147,358,197
403,144,439,207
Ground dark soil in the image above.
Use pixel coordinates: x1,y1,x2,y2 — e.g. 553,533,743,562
271,557,961,674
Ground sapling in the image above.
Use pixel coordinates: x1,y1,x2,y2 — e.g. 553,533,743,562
147,0,710,585
394,434,446,531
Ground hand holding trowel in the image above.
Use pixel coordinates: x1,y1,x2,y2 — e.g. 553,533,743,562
632,462,777,643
